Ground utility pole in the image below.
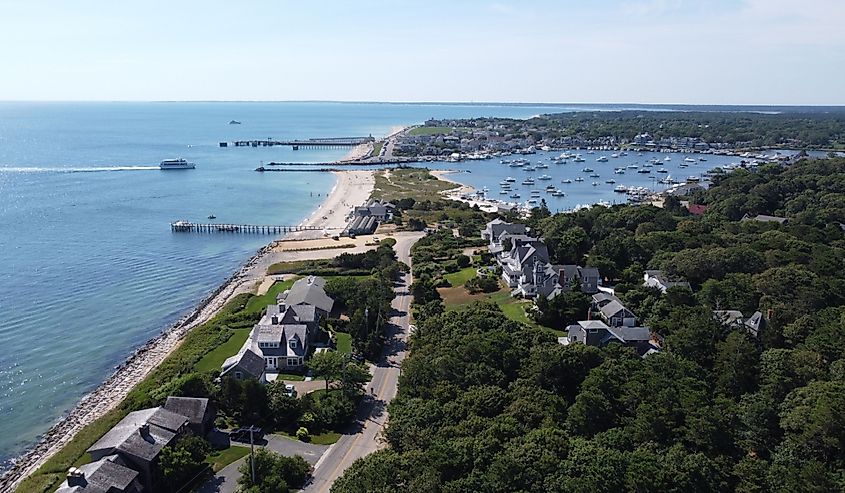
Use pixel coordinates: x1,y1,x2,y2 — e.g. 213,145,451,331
249,426,256,485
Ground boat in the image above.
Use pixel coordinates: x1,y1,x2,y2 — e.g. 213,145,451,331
587,150,595,154
538,174,552,181
589,172,600,178
500,190,509,194
561,179,572,184
592,181,599,186
528,199,538,204
160,158,196,170
552,191,565,197
699,157,708,162
537,163,549,169
596,156,609,162
207,214,216,220
229,120,241,125
510,193,521,199
637,169,651,174
522,178,535,185
687,176,701,182
657,168,668,173
509,162,524,167
582,167,594,172
605,179,616,184
614,185,628,193
575,177,584,182
664,156,672,161
545,185,557,192
505,176,516,182
573,155,586,163
649,158,661,165
614,168,625,174
524,166,536,172
627,164,638,169
684,157,696,163
611,153,619,158
620,151,629,156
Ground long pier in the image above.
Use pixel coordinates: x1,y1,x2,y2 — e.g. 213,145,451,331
223,136,374,149
171,221,324,234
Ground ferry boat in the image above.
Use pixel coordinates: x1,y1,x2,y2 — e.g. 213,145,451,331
596,156,609,162
160,158,196,170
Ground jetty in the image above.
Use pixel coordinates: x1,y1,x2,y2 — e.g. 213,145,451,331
171,221,325,234
222,136,374,149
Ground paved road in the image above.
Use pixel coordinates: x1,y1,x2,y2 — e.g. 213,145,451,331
198,435,329,493
303,232,423,493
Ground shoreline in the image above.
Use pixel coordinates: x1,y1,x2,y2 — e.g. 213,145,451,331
0,170,375,492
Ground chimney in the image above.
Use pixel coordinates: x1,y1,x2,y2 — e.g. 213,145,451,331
139,423,151,439
67,467,86,487
271,315,279,324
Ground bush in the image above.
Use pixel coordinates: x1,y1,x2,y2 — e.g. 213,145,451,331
237,448,310,492
465,275,500,294
296,427,311,442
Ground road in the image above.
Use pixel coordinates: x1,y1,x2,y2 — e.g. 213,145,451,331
303,232,423,492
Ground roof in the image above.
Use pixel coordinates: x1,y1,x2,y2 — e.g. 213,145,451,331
290,304,317,323
606,326,652,343
687,204,708,215
592,292,620,305
221,347,266,379
743,214,788,224
283,276,334,313
56,455,140,493
88,408,185,463
256,324,284,344
579,266,600,278
713,310,745,326
599,300,631,319
576,320,610,330
163,397,211,426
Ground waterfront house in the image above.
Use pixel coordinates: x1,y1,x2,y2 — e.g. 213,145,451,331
87,407,189,492
221,347,267,382
643,270,691,293
163,397,216,436
277,276,334,319
565,320,656,356
56,456,143,493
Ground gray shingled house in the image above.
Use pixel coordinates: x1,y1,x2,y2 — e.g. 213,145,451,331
163,397,216,436
565,320,657,357
55,455,143,493
86,407,189,492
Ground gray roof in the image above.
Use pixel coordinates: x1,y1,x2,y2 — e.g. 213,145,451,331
163,397,210,426
56,455,140,493
579,266,600,278
221,347,266,379
283,276,334,313
606,326,652,343
88,408,184,463
258,324,307,357
744,214,788,224
713,310,745,326
599,300,631,319
290,304,317,323
256,324,284,344
592,292,620,306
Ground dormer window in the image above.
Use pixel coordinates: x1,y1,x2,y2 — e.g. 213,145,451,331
290,340,297,349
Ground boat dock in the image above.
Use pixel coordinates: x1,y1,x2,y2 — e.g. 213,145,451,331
171,221,324,234
221,136,374,149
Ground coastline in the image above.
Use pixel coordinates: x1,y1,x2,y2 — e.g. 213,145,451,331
0,170,375,492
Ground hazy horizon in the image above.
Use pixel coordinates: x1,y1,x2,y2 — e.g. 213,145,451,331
2,0,844,104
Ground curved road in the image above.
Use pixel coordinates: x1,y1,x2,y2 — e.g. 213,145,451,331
304,232,423,492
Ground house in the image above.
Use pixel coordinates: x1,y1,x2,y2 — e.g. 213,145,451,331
687,204,708,216
713,309,767,338
56,456,143,493
497,236,550,296
558,265,601,294
87,407,189,492
741,214,788,225
481,219,527,254
596,299,637,327
565,320,656,356
277,276,334,319
221,347,267,382
163,397,216,436
353,200,394,221
643,270,691,293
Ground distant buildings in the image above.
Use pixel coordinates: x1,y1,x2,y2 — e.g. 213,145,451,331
643,270,691,294
564,293,659,357
713,309,767,338
741,213,788,225
346,200,394,235
222,276,334,382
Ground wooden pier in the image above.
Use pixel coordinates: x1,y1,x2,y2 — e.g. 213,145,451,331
171,221,323,234
224,136,374,149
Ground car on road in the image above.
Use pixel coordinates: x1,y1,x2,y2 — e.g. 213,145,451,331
229,426,263,442
284,384,297,397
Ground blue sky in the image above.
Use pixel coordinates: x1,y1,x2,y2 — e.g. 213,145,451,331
1,0,843,104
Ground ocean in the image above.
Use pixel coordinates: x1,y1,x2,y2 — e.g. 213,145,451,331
0,101,572,464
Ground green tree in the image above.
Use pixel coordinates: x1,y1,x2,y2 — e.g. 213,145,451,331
237,448,309,493
307,351,344,392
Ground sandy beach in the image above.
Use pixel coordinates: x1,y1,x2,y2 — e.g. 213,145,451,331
0,170,375,492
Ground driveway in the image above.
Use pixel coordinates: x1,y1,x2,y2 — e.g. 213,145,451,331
197,435,329,493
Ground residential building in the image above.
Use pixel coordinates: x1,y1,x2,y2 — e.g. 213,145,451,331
559,265,601,294
56,456,143,493
498,236,550,296
713,309,767,338
643,270,691,293
87,407,189,492
163,397,216,436
591,293,637,327
481,219,528,254
741,213,788,225
565,320,657,356
221,347,267,382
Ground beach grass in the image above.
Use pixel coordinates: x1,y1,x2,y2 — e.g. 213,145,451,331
334,331,352,354
408,126,455,136
206,445,250,472
371,168,457,203
443,266,477,287
194,328,251,373
371,141,383,157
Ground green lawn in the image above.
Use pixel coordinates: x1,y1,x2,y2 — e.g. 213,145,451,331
245,279,296,314
335,332,352,354
273,430,341,445
206,446,250,472
444,266,477,287
371,141,384,157
194,328,251,372
442,284,566,337
408,126,455,136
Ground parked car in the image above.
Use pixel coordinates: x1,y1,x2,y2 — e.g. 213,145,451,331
284,384,297,398
230,426,263,442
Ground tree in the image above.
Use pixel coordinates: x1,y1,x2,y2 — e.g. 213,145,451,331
237,448,310,493
267,381,302,427
307,351,344,392
159,436,211,491
714,331,760,398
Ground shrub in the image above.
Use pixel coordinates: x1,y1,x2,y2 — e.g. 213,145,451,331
296,427,311,442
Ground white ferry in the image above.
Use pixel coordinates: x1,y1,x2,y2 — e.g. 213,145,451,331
160,158,196,170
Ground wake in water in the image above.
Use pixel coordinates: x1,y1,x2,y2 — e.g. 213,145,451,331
0,166,160,173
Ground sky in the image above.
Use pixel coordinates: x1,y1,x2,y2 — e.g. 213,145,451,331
0,0,843,104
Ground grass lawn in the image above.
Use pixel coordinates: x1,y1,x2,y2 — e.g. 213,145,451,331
371,168,457,203
371,141,384,157
408,126,455,136
334,332,352,354
194,328,251,372
275,373,306,381
443,266,476,287
273,430,341,446
442,284,566,337
245,279,296,314
206,446,250,472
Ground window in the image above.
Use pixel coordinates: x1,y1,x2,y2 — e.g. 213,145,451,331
290,339,297,349
235,371,242,380
287,358,298,367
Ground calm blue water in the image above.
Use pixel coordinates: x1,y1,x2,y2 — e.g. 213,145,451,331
0,101,573,464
